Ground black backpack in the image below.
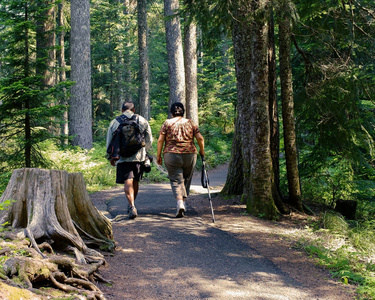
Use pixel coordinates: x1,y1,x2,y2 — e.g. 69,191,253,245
107,114,146,160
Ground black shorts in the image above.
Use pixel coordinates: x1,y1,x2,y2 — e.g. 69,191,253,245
116,162,143,183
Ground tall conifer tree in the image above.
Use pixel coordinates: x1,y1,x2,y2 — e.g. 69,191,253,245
138,0,150,120
278,0,303,212
69,0,93,149
164,0,185,112
184,13,199,125
0,1,68,169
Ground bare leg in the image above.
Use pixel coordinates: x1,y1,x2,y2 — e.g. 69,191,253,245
124,179,139,219
124,179,139,205
124,178,135,207
133,180,139,200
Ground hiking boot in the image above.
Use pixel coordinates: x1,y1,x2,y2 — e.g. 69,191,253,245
128,206,138,219
176,200,185,218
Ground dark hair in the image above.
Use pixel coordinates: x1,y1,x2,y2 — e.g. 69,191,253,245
122,101,135,111
170,102,185,117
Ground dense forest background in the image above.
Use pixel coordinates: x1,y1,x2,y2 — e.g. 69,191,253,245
0,1,375,296
0,1,374,219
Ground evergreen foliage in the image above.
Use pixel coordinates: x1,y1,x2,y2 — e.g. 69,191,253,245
0,0,373,216
292,0,375,211
0,1,70,171
0,0,374,294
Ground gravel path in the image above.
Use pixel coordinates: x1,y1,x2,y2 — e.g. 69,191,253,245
91,165,355,300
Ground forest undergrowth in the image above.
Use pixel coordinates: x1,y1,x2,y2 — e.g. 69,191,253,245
0,127,374,299
284,209,375,299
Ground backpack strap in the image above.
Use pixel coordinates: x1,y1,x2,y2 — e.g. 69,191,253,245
116,114,139,125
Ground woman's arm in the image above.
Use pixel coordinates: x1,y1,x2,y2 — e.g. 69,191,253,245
194,132,205,157
156,134,166,165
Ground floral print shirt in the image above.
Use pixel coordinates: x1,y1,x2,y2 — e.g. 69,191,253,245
160,118,199,154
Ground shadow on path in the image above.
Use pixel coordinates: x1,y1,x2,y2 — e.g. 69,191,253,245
93,165,354,300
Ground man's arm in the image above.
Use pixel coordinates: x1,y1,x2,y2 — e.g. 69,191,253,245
144,121,153,150
106,119,118,150
106,119,119,166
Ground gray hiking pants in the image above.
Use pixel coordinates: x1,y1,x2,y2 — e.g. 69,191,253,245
163,153,197,199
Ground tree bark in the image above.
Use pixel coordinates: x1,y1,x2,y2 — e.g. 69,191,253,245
278,1,303,212
138,0,150,120
0,168,114,258
222,15,251,196
58,0,68,144
164,0,185,112
24,4,31,168
69,0,93,149
123,0,134,107
184,15,199,125
269,8,289,214
221,115,243,195
36,0,56,89
246,0,278,219
268,9,280,193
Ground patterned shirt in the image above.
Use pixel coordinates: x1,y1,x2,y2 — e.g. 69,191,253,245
160,118,199,154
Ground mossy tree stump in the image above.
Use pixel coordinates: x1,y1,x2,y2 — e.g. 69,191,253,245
0,168,115,298
0,168,114,257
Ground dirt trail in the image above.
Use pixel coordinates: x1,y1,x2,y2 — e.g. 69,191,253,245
90,165,355,300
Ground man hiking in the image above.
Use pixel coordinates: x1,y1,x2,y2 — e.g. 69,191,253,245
106,101,153,219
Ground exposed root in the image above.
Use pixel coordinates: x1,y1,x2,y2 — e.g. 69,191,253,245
24,228,46,259
50,272,105,300
0,168,114,298
0,239,109,298
38,242,54,254
66,245,86,264
93,271,113,285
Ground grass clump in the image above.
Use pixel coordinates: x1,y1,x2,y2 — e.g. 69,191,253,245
291,210,375,299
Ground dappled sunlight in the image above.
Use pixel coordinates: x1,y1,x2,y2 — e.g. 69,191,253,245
95,177,355,299
99,204,356,300
153,267,311,299
132,215,215,238
44,148,104,172
120,248,142,253
136,232,153,238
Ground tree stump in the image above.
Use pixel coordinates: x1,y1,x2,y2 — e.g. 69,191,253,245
0,168,115,259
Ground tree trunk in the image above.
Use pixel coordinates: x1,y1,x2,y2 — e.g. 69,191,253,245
123,0,134,107
222,16,251,196
24,4,31,168
278,2,303,212
0,168,114,259
109,28,115,119
268,9,280,193
164,0,185,112
58,0,68,145
138,0,150,120
268,8,289,214
69,0,93,149
246,0,278,219
221,116,243,195
184,16,199,125
36,0,56,89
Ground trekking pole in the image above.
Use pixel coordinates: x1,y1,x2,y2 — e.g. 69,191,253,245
201,155,215,223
